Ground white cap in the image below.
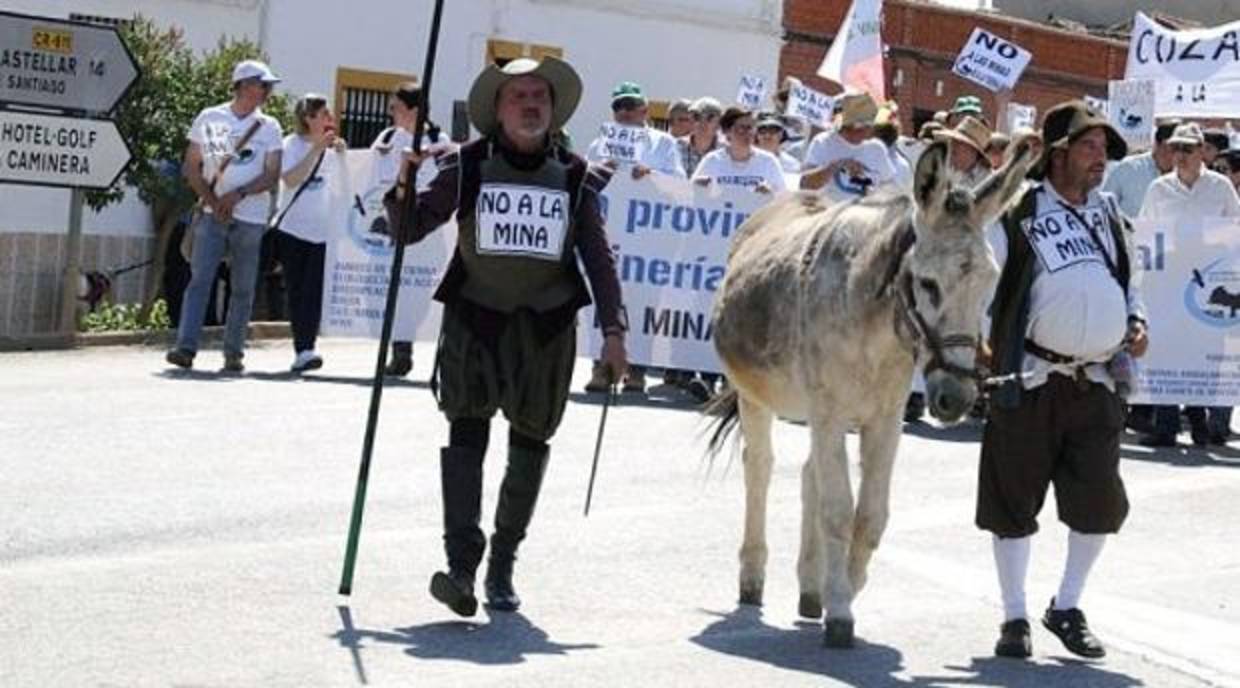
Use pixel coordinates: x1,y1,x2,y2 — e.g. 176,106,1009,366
232,59,281,84
1168,122,1204,147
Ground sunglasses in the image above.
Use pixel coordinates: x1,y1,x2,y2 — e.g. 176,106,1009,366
1173,143,1200,154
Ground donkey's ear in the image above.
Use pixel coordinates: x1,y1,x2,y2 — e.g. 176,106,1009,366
913,141,950,209
971,133,1041,227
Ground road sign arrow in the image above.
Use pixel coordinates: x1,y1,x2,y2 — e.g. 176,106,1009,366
0,110,132,190
0,11,141,115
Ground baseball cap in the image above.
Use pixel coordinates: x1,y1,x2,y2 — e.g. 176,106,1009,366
232,59,281,84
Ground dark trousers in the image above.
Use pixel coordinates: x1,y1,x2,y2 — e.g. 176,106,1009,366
275,231,325,353
1153,405,1232,437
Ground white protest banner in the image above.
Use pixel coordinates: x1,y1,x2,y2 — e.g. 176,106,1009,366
817,0,885,101
1083,94,1110,117
1005,103,1036,133
1125,11,1240,117
579,174,771,372
1130,218,1240,406
952,27,1032,92
321,149,454,342
1108,79,1156,150
785,79,835,129
737,74,767,110
594,122,650,165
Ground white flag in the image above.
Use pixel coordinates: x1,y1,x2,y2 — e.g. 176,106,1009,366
817,0,885,101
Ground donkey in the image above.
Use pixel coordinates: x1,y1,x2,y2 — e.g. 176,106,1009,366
706,137,1038,647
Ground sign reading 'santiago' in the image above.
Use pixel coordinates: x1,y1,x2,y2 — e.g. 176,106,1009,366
0,11,140,113
1125,11,1240,117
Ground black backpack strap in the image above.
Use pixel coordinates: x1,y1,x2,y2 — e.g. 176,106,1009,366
270,150,326,231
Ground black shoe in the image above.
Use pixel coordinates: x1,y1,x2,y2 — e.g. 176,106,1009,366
1210,431,1230,446
165,348,194,369
994,619,1032,658
385,353,412,378
1138,433,1177,448
484,556,520,612
1191,428,1211,447
1042,601,1106,659
222,352,244,373
904,393,926,423
685,378,713,403
430,570,478,617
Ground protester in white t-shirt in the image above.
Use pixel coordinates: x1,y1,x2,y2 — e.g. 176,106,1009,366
166,60,284,373
873,104,914,192
693,107,786,194
1138,122,1240,447
374,82,457,378
801,92,895,203
274,94,346,373
586,81,684,180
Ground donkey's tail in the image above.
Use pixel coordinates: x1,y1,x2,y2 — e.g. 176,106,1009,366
703,386,741,460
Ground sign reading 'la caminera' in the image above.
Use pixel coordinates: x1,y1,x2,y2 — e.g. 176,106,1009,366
0,11,140,114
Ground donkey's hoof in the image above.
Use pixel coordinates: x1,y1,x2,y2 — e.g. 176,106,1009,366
823,618,856,648
798,592,822,620
738,583,764,606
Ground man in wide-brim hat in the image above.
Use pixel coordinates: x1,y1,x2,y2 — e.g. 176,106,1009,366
935,115,994,183
386,55,628,618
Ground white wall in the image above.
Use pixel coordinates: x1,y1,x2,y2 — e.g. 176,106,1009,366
0,0,258,52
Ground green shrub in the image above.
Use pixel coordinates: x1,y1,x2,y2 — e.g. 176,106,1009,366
80,299,172,332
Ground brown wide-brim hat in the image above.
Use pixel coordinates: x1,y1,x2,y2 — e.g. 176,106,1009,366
1029,99,1127,180
467,56,582,137
934,115,993,166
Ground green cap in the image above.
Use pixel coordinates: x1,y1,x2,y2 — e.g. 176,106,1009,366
952,95,983,115
611,81,646,106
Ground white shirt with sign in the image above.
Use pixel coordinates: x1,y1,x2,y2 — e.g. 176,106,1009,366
586,125,684,178
1138,168,1240,221
275,134,336,244
475,184,569,260
188,103,283,225
987,183,1146,391
803,132,895,202
692,148,787,191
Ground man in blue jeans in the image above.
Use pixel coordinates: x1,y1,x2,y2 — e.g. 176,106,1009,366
166,60,285,372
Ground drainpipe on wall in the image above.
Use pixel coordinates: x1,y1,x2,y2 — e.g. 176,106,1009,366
257,0,271,52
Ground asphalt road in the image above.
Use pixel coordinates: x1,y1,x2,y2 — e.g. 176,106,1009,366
2,339,1238,687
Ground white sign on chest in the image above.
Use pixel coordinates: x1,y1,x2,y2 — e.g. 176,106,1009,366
476,184,570,260
1022,206,1111,274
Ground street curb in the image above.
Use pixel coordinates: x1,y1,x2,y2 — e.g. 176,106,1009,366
0,322,291,351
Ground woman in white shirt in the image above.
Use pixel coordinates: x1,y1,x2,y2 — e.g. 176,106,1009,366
276,94,345,372
754,116,802,174
693,107,787,194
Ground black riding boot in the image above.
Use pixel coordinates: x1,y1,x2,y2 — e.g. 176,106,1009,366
430,446,486,617
385,341,413,377
485,440,549,611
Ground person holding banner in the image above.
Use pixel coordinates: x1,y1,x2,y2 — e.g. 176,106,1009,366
754,116,801,174
668,99,695,139
165,60,285,373
677,97,724,177
692,107,786,194
274,94,346,372
800,91,895,203
1138,122,1240,447
385,56,628,618
981,101,1148,660
375,82,457,378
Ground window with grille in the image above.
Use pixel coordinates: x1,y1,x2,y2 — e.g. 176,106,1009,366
334,67,418,149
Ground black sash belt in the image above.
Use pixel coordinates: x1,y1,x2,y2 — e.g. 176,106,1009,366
1024,339,1080,365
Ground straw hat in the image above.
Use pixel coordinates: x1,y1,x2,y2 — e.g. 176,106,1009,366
467,56,582,137
934,116,992,160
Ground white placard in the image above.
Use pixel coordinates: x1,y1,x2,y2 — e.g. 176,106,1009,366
1084,94,1110,117
1006,103,1036,133
0,110,132,190
785,80,835,129
1125,12,1240,117
737,74,766,110
475,184,569,260
952,27,1032,92
594,122,650,165
1130,218,1240,406
1108,79,1156,150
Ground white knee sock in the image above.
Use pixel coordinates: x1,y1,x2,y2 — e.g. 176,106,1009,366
992,534,1032,621
1054,530,1107,610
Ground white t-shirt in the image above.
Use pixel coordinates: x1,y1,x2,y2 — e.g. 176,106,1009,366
1138,167,1240,220
585,125,685,178
188,103,283,224
692,148,787,192
803,132,895,203
370,127,454,192
275,134,337,244
886,145,914,191
987,183,1144,390
1102,152,1161,219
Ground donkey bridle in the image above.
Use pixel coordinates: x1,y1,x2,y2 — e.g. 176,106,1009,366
884,224,985,384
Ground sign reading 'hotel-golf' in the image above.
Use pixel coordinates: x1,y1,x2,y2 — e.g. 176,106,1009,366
0,109,132,189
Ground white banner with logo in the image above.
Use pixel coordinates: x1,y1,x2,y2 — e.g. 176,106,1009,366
785,79,835,129
320,150,453,342
1130,218,1240,406
1108,79,1156,150
952,27,1032,93
578,174,770,372
1125,11,1240,117
737,74,766,110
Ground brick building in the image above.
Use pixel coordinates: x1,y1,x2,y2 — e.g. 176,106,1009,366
780,0,1130,134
